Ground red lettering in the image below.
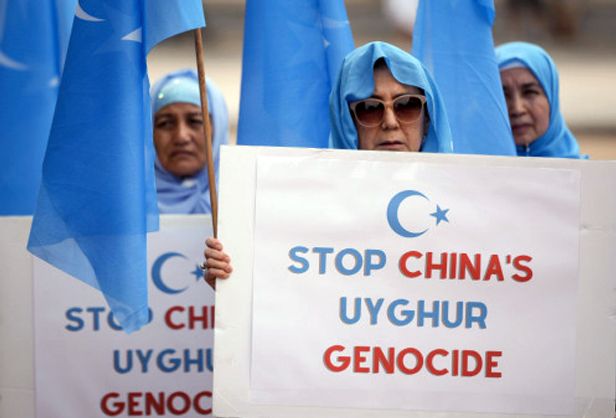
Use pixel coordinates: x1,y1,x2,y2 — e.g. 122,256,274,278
101,392,124,416
512,255,533,282
324,345,350,372
127,392,143,416
425,252,448,279
399,251,422,278
165,306,185,330
461,350,483,377
459,253,481,280
373,346,395,374
145,392,164,415
353,346,370,373
167,392,191,415
426,349,448,376
483,255,504,281
397,348,423,374
485,351,502,378
193,391,212,415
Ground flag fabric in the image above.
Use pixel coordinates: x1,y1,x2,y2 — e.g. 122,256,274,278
411,0,516,156
27,0,205,333
0,0,76,215
237,0,354,148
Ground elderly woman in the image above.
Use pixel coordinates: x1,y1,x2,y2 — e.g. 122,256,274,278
203,41,453,287
495,42,584,158
151,69,229,214
330,41,453,153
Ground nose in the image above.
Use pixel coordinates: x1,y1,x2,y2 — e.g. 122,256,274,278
381,103,400,129
507,92,526,117
173,121,191,144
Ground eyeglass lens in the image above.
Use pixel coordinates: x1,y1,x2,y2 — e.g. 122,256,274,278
354,95,424,126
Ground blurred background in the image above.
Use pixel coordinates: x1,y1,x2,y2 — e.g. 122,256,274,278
147,0,616,159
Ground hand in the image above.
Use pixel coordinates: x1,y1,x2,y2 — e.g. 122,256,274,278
202,237,232,290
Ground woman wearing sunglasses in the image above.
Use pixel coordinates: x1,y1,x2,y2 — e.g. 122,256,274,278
330,41,453,153
495,41,584,158
203,42,454,287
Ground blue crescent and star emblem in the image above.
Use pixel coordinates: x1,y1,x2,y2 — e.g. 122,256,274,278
387,190,450,238
151,252,204,294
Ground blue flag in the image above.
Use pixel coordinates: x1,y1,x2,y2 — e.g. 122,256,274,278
27,0,205,333
237,0,354,148
411,0,516,156
0,0,76,215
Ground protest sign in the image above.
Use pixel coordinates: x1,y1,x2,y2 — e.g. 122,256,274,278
213,146,616,418
34,216,214,418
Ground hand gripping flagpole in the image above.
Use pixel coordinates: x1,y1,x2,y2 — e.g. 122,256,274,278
194,27,218,237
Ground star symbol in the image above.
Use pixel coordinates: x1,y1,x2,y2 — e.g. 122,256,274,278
430,205,450,226
191,264,204,281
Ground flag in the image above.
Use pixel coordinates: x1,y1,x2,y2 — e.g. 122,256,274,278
27,0,205,333
0,0,76,215
237,0,354,148
411,0,516,156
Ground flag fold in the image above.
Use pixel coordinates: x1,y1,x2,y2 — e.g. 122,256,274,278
27,0,204,333
412,0,515,155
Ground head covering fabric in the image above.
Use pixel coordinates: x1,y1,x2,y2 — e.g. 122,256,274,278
329,41,453,153
495,42,584,159
150,69,230,214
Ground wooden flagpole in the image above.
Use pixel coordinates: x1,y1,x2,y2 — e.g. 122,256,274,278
193,27,218,237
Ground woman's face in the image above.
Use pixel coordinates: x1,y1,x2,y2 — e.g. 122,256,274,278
153,102,206,178
353,65,428,152
500,67,550,147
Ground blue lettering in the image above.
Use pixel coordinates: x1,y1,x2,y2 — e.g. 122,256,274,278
466,302,487,329
417,300,440,327
364,298,384,325
364,249,386,276
65,307,85,331
339,297,361,324
442,301,464,328
288,246,309,274
335,248,362,275
313,247,334,274
113,349,133,374
387,299,415,326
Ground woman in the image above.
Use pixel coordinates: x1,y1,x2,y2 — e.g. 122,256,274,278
330,41,453,153
151,69,229,214
495,41,584,158
203,41,453,288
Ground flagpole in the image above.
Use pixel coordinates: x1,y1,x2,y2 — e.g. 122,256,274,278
193,27,218,237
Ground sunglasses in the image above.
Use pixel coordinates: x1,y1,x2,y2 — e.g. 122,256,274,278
349,94,427,127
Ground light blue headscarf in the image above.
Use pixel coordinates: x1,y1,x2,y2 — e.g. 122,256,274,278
150,69,229,214
496,42,584,159
329,41,453,153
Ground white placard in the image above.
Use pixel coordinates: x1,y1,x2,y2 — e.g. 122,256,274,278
250,158,580,415
34,216,214,418
213,145,616,418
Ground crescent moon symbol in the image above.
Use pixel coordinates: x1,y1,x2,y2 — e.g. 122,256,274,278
387,190,430,238
151,252,188,294
76,1,104,22
0,50,28,70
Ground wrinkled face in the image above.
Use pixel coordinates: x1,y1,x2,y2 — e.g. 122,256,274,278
352,65,428,152
153,102,206,178
500,67,550,147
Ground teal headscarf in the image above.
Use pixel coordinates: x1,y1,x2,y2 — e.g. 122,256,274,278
329,41,453,153
496,42,585,159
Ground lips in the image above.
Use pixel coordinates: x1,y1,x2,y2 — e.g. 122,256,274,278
376,140,407,151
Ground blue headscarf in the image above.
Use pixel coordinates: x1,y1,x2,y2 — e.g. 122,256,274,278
150,69,229,214
496,42,584,159
329,41,453,153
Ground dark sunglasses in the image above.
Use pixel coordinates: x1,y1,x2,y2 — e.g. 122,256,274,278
349,94,427,127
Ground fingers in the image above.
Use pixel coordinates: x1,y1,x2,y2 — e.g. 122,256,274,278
202,237,233,292
205,237,223,251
